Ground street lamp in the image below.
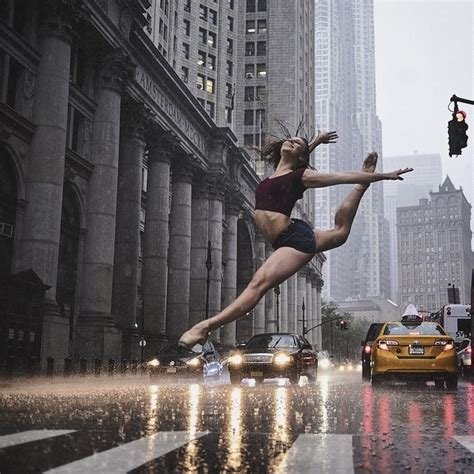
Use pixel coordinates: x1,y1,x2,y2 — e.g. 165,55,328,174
273,285,280,332
205,240,213,319
298,297,306,335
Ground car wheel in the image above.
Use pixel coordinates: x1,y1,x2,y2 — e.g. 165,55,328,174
289,370,301,384
371,374,383,387
446,375,458,390
230,374,241,385
434,380,445,389
362,365,371,381
307,368,317,383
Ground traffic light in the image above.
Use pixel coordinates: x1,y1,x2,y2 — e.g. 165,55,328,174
338,320,349,330
448,110,469,157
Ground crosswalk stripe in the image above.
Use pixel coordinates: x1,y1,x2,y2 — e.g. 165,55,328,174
275,434,354,474
453,435,474,453
45,431,206,473
0,430,76,449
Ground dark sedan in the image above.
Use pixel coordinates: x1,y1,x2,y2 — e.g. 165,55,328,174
227,333,318,384
147,341,223,382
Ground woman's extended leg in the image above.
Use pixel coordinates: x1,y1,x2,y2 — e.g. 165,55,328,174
314,152,377,252
179,247,314,347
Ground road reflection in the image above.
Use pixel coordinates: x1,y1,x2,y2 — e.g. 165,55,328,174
226,386,243,470
183,384,201,471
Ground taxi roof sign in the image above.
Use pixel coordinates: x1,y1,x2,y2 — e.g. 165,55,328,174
402,304,419,317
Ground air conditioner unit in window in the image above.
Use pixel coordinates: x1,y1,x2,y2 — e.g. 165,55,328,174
245,72,254,78
0,223,13,238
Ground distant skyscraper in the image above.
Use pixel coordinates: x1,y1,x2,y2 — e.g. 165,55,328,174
384,153,443,297
397,176,473,310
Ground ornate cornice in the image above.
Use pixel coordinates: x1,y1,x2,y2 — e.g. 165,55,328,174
121,99,154,139
171,154,194,184
38,0,84,42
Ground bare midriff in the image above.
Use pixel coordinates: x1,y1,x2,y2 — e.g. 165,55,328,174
255,210,291,244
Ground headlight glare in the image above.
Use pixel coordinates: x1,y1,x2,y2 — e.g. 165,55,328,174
147,359,160,367
228,354,243,366
273,353,292,366
186,357,201,366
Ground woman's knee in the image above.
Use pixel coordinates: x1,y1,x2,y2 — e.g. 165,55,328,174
248,272,271,295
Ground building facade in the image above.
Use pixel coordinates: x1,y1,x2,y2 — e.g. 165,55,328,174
0,0,324,373
384,153,443,298
397,176,472,312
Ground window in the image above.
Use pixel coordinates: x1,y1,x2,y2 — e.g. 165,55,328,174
257,0,267,11
66,106,86,154
228,0,234,9
228,16,234,31
246,42,255,56
209,9,217,25
256,85,265,100
199,28,207,44
183,19,190,36
206,101,215,118
226,60,233,76
257,41,266,56
184,0,191,12
181,66,189,83
244,86,254,101
225,106,232,124
244,109,254,125
207,54,216,70
244,134,254,146
246,20,255,34
208,31,216,47
199,5,208,20
225,82,233,98
227,38,233,54
245,63,255,78
256,63,266,78
206,78,215,94
257,19,267,33
246,0,256,13
197,74,205,90
182,42,190,59
198,50,206,66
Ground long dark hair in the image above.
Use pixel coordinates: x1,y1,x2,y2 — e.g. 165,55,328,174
255,121,312,170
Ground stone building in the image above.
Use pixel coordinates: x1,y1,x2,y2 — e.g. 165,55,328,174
0,0,324,373
397,176,472,311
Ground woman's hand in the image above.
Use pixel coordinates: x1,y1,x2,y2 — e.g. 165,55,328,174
316,130,338,144
384,167,414,180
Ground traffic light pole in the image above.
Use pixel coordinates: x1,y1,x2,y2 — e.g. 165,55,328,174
304,316,342,335
451,95,474,107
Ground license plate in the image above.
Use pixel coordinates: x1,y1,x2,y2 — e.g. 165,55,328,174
166,367,177,373
250,371,263,377
409,346,424,355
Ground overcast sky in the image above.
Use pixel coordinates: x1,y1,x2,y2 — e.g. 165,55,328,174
374,0,473,241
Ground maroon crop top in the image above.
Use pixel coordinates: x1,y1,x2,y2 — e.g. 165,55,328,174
255,168,307,216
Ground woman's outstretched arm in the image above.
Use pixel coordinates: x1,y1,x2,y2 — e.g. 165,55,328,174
302,167,413,188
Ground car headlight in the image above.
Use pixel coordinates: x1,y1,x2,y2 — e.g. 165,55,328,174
186,357,201,367
320,359,330,369
147,359,160,367
273,353,292,366
228,354,243,366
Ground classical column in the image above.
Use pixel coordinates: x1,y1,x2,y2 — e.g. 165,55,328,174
297,272,307,335
253,234,266,335
221,195,241,346
264,243,275,332
316,276,324,351
286,274,296,333
166,155,193,340
306,278,313,341
189,173,210,328
19,1,75,307
310,276,318,348
76,48,134,361
112,100,148,360
142,137,172,356
280,279,288,333
207,174,226,342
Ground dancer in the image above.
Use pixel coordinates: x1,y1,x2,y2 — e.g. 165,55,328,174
178,131,413,349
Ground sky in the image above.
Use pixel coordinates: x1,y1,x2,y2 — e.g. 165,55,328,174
374,0,474,242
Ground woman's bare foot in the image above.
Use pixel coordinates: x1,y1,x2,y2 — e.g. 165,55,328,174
357,152,378,190
178,321,211,350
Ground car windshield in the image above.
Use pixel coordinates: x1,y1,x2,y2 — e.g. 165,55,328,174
246,335,297,349
383,324,446,336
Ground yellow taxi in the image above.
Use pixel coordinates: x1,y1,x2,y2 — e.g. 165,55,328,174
371,315,458,389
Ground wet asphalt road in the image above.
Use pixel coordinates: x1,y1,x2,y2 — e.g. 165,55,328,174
0,371,473,473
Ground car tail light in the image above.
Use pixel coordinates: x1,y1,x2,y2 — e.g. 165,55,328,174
378,340,398,351
434,340,455,351
364,345,371,354
467,346,472,354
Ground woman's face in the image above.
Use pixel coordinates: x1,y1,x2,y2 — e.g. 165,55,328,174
281,137,307,162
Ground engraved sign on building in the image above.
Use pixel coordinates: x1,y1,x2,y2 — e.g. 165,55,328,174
135,66,207,155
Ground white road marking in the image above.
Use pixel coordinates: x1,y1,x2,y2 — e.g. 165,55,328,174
275,434,354,474
45,431,206,473
0,430,76,449
454,435,474,453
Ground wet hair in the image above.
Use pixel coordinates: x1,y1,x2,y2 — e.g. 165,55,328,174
253,121,313,170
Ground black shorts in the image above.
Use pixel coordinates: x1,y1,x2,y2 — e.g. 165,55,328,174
272,218,317,254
